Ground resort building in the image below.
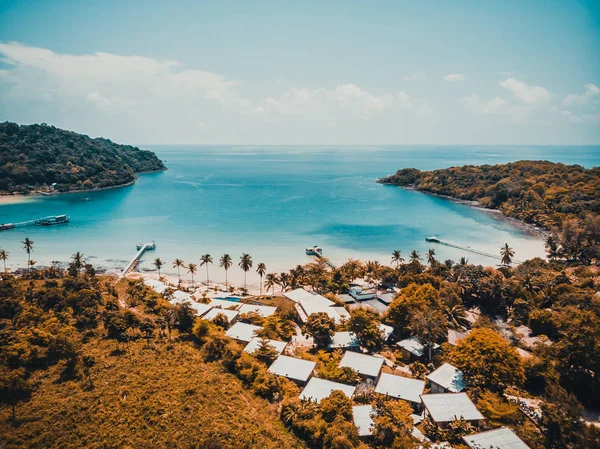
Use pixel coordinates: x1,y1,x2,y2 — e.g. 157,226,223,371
396,337,440,362
339,351,384,381
352,405,374,439
203,307,239,324
225,322,262,343
375,373,425,409
238,303,277,318
420,393,484,428
170,290,192,304
447,329,467,346
144,279,168,295
244,337,288,356
328,331,360,350
299,377,356,403
463,427,531,449
339,288,396,314
209,299,242,310
283,288,345,323
426,363,467,394
268,355,316,385
187,302,214,317
348,286,377,301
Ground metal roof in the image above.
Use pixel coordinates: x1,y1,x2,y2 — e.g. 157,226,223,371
268,355,316,383
375,373,425,404
352,405,373,437
144,279,168,294
299,377,356,403
421,393,484,423
238,303,277,317
397,337,439,357
284,288,343,323
329,331,360,349
170,290,192,303
447,329,467,346
187,302,213,317
426,363,467,393
244,337,288,356
225,322,262,342
463,427,531,449
203,307,239,323
339,351,384,378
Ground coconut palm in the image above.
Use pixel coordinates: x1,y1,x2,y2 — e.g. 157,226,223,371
239,253,253,290
279,272,291,292
187,262,198,287
200,254,213,291
256,262,266,295
264,273,279,295
71,251,85,275
21,237,34,273
391,250,404,268
427,248,437,266
173,259,184,284
219,254,233,289
0,249,9,272
500,243,515,267
409,249,422,264
153,258,164,276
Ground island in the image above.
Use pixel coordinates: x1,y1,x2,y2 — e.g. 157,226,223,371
0,122,165,195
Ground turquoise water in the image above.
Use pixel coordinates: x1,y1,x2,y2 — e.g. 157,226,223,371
1,145,598,285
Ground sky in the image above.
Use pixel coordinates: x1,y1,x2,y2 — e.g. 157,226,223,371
0,0,599,145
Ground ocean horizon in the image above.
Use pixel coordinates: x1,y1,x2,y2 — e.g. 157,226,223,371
1,145,598,287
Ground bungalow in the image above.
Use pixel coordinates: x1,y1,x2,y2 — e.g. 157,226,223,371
284,288,345,324
187,302,214,317
170,290,192,304
447,329,467,346
352,405,374,439
268,355,316,385
238,303,277,318
375,373,425,409
328,331,360,350
244,337,288,356
420,393,484,428
299,377,356,403
144,279,168,295
349,286,377,301
349,299,389,314
225,322,262,343
339,351,384,381
426,363,467,394
396,337,440,362
203,307,239,324
463,427,531,449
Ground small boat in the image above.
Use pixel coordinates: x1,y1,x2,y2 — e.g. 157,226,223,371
83,197,91,202
306,245,323,256
425,236,440,242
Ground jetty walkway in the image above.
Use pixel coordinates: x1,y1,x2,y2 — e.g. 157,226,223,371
425,236,522,265
121,242,156,277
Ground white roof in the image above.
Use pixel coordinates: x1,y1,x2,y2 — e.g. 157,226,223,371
299,377,356,403
187,302,213,317
144,279,168,294
427,363,467,393
329,331,360,349
332,307,350,321
226,322,262,342
375,373,425,404
203,307,239,323
463,427,531,449
269,355,316,383
421,393,484,423
380,323,394,340
397,337,439,357
170,290,192,304
353,405,373,437
284,288,344,323
209,299,242,310
339,351,384,378
377,292,396,304
447,329,467,346
238,303,277,318
244,337,288,356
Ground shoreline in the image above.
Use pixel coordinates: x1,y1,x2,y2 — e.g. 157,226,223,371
0,168,167,204
395,185,549,239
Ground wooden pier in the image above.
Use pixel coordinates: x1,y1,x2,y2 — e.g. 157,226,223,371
121,242,156,276
0,214,69,231
306,246,336,269
425,236,522,265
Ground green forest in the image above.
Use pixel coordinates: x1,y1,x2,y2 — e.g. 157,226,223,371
0,122,165,194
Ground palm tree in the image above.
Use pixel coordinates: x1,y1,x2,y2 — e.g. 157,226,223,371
0,249,8,272
427,248,437,266
500,243,515,267
239,254,253,291
173,259,184,284
71,251,85,276
200,254,213,291
279,272,290,292
153,258,164,276
219,254,233,289
409,249,422,264
256,262,266,295
545,235,559,260
28,259,36,270
264,273,279,295
21,237,34,273
187,262,197,287
391,250,404,268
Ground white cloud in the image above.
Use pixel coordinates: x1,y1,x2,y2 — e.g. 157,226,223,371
417,103,435,116
443,73,464,82
460,94,510,114
402,71,426,81
551,106,600,124
563,83,600,106
499,77,550,104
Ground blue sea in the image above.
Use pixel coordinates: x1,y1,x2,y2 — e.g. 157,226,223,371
1,145,598,286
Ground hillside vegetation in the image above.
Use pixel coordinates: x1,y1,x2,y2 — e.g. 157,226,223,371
0,122,165,194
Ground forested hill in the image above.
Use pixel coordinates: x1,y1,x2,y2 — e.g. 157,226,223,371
0,122,165,194
378,160,599,230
